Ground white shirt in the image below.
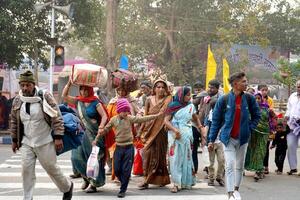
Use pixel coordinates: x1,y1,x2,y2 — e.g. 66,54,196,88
285,92,300,124
20,102,53,148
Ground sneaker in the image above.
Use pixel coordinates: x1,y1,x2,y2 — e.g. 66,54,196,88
233,190,241,200
117,192,126,198
62,182,73,200
287,169,297,175
207,179,215,186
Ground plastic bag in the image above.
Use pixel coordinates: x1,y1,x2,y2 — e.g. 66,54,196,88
86,146,100,180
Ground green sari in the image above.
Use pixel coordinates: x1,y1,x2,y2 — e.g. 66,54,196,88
72,100,106,187
245,106,270,172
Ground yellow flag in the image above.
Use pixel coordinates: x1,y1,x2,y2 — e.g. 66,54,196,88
206,45,217,89
223,58,231,94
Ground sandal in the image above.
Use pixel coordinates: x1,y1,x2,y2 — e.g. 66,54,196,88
138,183,149,190
170,185,178,193
254,173,259,182
81,178,89,190
85,185,97,193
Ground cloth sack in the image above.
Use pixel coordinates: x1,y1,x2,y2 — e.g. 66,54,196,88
56,104,85,155
71,64,108,88
110,69,138,92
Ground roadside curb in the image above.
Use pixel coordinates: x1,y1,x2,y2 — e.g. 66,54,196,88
0,136,12,144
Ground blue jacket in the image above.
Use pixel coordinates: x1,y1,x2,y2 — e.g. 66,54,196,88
208,91,261,146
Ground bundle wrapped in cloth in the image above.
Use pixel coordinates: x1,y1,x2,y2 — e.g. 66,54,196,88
71,64,108,88
110,69,138,92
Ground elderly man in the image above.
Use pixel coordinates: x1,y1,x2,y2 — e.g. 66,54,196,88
285,80,300,175
10,70,73,200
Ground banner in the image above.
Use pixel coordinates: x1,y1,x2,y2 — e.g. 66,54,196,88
205,45,217,89
223,58,231,94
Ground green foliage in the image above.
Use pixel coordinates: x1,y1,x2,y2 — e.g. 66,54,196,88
0,0,68,69
273,57,300,88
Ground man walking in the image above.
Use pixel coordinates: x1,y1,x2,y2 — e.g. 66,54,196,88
208,72,261,200
285,80,300,175
10,70,73,200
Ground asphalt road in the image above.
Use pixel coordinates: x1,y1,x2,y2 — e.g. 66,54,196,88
0,144,299,200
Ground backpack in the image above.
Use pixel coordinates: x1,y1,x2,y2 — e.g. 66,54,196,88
110,69,138,92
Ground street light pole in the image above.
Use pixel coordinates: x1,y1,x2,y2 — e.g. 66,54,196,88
49,1,55,93
34,1,74,93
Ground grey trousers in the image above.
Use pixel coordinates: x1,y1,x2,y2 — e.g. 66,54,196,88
20,142,71,200
208,142,225,180
287,132,300,170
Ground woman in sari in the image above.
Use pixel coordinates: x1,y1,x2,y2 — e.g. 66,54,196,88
164,86,202,193
245,92,276,182
62,80,108,193
106,86,139,180
138,79,172,189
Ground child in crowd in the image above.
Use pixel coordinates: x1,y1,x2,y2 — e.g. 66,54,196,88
270,121,290,174
93,98,161,198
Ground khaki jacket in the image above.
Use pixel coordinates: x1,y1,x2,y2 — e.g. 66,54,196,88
9,91,64,147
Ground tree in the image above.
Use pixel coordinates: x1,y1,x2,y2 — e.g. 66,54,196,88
263,1,300,54
0,0,67,71
273,57,300,95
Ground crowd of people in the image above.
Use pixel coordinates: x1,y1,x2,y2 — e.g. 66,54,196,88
9,70,300,200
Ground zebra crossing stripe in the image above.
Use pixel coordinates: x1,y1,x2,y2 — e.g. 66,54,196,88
0,163,72,169
0,172,72,177
5,159,72,163
2,195,227,200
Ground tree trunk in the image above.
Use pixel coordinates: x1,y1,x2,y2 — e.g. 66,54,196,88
105,0,119,71
105,0,119,98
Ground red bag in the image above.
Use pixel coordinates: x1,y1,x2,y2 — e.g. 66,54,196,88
110,69,138,92
133,148,143,175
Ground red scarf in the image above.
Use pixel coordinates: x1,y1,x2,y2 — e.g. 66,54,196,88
75,86,98,103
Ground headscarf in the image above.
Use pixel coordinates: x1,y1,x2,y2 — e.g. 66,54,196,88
153,78,170,96
140,80,152,89
75,86,98,103
254,92,269,109
166,86,191,115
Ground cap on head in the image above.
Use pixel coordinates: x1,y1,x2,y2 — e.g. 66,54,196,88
116,98,131,113
19,70,35,84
